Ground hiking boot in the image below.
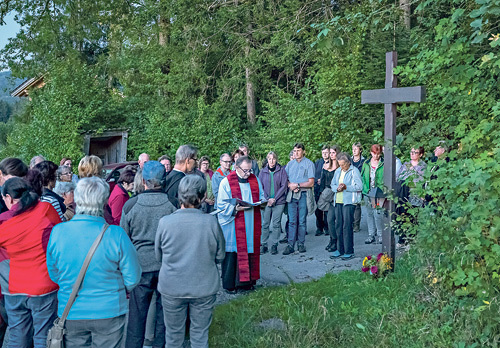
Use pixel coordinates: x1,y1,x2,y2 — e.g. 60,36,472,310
315,229,323,236
365,236,375,244
279,236,288,244
271,244,278,255
282,245,294,255
298,244,306,253
260,244,268,255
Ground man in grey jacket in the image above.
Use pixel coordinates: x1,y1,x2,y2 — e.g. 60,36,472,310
120,160,177,348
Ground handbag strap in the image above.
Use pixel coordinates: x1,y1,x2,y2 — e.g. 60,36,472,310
59,223,109,326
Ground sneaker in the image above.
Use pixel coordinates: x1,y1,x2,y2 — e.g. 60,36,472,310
279,236,288,244
315,229,323,236
282,245,294,255
298,244,306,253
325,241,332,251
365,236,375,244
260,245,268,254
378,237,383,244
271,244,278,255
341,254,354,260
330,250,341,259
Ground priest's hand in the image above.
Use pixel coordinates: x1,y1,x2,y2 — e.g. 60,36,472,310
235,204,252,211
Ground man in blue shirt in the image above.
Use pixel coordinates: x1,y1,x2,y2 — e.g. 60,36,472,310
284,143,315,254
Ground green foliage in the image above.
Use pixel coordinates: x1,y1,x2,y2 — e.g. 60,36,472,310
210,252,500,347
1,57,125,162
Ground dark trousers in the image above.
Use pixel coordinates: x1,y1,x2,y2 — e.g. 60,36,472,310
315,208,328,232
334,204,355,255
353,204,362,232
327,203,337,249
65,314,126,348
221,252,256,291
4,292,58,348
126,271,165,348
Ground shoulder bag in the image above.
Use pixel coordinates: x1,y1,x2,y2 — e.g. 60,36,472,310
46,224,109,348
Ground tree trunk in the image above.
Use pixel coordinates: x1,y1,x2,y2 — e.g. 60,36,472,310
399,0,410,29
158,15,169,46
245,21,256,124
245,64,256,124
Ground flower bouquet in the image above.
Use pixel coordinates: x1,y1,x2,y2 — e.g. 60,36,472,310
361,253,392,279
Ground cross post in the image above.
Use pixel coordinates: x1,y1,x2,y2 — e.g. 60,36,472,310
361,51,426,268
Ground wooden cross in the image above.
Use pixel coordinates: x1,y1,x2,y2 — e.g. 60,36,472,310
361,51,426,267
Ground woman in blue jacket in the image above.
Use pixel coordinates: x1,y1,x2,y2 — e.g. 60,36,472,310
47,177,141,348
330,153,363,260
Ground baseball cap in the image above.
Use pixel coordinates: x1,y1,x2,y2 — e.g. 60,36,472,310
142,160,165,181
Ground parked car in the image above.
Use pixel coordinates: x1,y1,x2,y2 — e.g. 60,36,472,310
103,161,138,191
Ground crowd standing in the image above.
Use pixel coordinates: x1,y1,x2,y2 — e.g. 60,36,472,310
0,140,446,347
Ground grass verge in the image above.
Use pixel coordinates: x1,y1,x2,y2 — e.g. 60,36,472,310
209,252,500,347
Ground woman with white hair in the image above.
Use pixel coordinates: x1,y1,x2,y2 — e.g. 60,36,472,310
53,181,76,221
46,177,141,348
155,175,225,348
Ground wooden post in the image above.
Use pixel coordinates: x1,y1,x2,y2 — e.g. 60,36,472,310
361,51,426,268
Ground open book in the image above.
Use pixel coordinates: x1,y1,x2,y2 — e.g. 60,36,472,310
223,198,267,207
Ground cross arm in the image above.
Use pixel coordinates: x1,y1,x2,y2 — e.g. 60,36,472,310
361,86,426,105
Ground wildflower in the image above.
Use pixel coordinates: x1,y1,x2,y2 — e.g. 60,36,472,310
371,266,378,274
362,267,369,273
366,255,372,260
377,253,384,261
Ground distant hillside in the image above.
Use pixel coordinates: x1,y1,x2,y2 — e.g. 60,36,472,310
0,71,23,104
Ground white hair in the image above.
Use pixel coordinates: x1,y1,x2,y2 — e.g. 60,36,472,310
75,177,110,216
54,181,75,196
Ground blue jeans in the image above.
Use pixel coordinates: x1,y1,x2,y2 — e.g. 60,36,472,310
4,292,58,348
287,192,307,247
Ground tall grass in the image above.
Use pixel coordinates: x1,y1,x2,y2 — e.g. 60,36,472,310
210,251,500,347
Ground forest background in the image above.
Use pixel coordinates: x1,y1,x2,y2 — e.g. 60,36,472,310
1,0,500,310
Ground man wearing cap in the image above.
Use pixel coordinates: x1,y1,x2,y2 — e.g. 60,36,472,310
120,161,177,348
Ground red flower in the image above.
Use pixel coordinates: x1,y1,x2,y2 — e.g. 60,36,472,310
362,267,369,273
377,253,384,261
371,266,378,274
366,255,372,260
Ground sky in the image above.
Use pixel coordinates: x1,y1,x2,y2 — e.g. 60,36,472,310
0,12,21,69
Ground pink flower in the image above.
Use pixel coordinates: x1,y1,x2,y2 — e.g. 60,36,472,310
366,255,372,260
371,266,378,274
377,253,384,261
362,267,369,273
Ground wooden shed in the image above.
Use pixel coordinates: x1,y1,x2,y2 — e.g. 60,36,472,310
83,129,128,165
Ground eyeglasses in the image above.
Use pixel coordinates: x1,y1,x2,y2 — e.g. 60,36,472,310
410,151,420,155
237,166,252,174
221,160,232,164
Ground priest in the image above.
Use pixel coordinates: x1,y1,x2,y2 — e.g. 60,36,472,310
217,156,265,293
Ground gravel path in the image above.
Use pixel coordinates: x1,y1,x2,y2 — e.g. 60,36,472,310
216,211,383,304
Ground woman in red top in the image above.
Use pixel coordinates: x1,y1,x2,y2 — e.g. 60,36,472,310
0,177,61,348
109,168,135,225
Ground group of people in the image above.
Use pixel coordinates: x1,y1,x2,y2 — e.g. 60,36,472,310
0,140,448,348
